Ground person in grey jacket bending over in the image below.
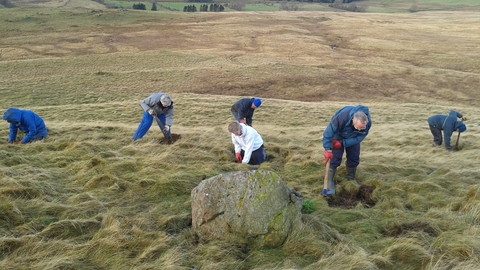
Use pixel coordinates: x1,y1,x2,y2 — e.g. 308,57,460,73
132,93,174,141
228,121,266,165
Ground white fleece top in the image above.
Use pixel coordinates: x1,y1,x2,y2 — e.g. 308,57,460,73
231,124,264,164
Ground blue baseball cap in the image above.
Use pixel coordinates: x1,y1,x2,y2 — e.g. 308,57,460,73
253,98,262,108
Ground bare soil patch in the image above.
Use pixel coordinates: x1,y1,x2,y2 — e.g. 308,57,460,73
326,185,376,209
383,220,440,237
158,133,181,145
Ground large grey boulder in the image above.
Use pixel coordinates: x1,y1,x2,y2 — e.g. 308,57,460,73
191,170,303,248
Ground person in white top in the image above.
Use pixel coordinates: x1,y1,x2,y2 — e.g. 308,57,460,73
228,121,266,165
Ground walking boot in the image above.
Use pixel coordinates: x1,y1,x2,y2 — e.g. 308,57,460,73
346,167,361,187
322,167,336,196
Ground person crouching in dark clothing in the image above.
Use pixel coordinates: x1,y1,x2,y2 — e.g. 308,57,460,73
428,110,467,151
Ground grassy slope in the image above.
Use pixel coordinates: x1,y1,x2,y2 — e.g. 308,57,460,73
1,6,480,270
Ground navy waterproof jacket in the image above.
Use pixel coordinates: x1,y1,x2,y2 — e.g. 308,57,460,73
322,105,371,150
231,98,256,126
2,108,48,143
427,110,464,149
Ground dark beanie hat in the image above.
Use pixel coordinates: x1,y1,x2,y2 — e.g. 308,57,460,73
253,98,262,107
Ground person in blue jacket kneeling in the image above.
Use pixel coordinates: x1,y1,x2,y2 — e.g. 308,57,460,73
3,108,48,144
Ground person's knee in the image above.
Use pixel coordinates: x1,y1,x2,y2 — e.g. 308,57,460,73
251,158,265,165
346,159,359,168
330,156,342,168
250,149,266,165
345,153,360,167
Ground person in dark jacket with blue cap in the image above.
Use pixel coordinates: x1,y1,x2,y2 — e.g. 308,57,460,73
231,98,262,127
322,105,371,196
2,108,48,144
428,110,467,151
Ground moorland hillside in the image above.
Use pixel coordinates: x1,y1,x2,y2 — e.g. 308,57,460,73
1,5,480,270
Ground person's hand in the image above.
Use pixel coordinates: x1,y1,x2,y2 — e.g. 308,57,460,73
18,141,23,145
332,140,342,150
461,116,467,121
324,150,333,164
239,119,245,124
235,153,242,163
162,125,170,133
147,109,156,116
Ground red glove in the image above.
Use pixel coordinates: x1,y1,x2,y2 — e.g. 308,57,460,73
324,151,333,164
239,119,245,124
235,153,242,163
18,141,23,145
332,140,342,150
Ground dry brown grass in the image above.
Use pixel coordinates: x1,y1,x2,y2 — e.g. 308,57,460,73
10,0,106,9
0,9,480,105
1,9,479,106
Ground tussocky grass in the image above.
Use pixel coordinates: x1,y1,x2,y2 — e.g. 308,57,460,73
2,96,480,269
1,6,480,270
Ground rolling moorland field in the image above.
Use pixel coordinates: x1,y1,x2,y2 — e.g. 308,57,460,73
1,1,480,269
5,0,480,13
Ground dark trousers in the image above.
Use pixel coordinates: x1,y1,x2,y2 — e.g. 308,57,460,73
330,143,360,169
429,125,442,146
241,145,266,165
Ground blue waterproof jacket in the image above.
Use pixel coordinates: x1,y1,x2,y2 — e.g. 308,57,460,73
322,105,371,150
231,98,256,126
2,108,48,143
427,110,465,149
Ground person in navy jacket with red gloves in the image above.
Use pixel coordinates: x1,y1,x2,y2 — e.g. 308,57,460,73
3,108,48,144
322,105,371,196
